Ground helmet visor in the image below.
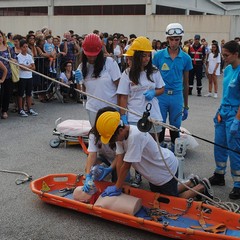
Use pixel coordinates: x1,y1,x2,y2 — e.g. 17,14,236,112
166,28,184,36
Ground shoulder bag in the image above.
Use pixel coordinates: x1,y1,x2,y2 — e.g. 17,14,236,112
8,47,19,83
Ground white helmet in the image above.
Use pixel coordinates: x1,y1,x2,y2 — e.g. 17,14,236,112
165,23,184,37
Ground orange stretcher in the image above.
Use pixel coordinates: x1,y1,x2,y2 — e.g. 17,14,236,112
30,173,240,240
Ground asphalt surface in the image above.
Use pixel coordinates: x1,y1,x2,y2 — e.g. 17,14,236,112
1,75,239,240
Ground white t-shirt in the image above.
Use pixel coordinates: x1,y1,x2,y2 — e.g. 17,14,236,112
207,52,221,75
18,53,34,79
116,125,178,186
80,57,121,112
113,45,122,64
88,133,115,163
59,71,75,84
117,69,165,122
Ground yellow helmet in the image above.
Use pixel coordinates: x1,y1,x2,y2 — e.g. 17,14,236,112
96,111,121,144
130,36,153,52
123,47,134,57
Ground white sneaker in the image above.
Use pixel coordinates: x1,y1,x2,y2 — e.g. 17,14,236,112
19,109,28,117
28,108,38,116
213,93,218,98
204,92,212,97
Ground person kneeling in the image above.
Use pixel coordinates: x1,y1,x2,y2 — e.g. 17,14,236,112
93,108,213,200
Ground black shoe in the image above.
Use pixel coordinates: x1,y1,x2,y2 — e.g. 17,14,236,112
209,173,225,186
200,178,214,199
197,91,202,97
188,89,192,95
229,187,240,200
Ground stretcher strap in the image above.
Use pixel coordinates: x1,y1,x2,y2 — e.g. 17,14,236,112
190,211,227,234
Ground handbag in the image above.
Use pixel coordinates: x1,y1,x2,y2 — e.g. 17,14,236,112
8,48,19,83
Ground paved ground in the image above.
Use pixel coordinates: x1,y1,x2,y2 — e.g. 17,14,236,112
0,75,239,240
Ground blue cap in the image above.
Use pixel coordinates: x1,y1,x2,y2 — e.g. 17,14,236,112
194,34,200,40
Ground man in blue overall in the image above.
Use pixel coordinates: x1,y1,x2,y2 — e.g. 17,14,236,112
152,23,193,147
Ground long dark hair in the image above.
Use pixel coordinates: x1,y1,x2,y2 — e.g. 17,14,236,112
211,43,220,58
106,37,114,54
129,51,157,85
82,51,106,78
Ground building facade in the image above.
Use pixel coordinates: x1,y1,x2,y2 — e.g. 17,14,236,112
0,0,239,41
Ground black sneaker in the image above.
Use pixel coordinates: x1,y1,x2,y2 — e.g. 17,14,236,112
200,178,214,199
209,173,225,186
229,187,240,200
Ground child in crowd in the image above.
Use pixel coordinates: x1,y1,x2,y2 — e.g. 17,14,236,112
44,35,56,73
17,39,38,117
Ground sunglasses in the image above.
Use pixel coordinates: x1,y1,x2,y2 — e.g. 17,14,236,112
166,28,184,36
169,37,181,42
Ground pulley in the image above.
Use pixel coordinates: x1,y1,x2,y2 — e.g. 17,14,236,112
137,103,153,132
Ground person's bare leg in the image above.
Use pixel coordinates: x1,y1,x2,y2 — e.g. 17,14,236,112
26,96,32,111
213,74,218,93
178,180,194,194
179,184,204,199
208,74,213,93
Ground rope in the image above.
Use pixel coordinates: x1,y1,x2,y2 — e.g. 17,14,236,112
205,197,240,213
0,169,32,185
0,56,180,131
1,57,239,212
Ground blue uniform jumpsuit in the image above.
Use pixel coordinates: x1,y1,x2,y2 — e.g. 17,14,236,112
214,65,240,187
153,47,193,143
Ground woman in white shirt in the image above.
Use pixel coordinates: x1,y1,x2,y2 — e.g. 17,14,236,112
205,43,221,98
117,36,165,188
78,33,121,126
113,37,123,71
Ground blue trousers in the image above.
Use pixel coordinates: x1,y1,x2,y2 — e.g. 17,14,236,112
214,105,240,187
158,92,183,143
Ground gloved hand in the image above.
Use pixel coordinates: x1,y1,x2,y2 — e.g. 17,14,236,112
121,114,128,125
182,108,188,121
101,185,122,197
82,174,92,193
143,89,156,101
93,165,113,181
230,118,240,135
75,69,83,84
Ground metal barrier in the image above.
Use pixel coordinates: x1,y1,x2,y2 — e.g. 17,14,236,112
32,56,60,97
32,56,84,103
